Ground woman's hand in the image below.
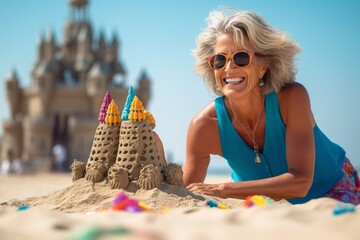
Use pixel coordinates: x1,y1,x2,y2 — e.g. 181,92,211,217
186,182,224,198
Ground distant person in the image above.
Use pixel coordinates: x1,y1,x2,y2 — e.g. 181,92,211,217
1,149,23,175
183,9,360,205
52,142,67,172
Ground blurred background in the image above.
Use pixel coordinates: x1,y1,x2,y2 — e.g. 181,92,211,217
0,0,359,175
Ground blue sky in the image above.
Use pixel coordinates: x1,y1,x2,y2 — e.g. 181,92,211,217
1,0,359,171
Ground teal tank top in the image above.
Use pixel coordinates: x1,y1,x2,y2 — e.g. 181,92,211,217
215,91,346,204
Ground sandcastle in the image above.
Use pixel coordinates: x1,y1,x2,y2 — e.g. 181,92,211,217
70,87,184,190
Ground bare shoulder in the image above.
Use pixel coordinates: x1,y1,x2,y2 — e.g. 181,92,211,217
278,82,314,125
278,82,310,102
190,101,217,127
187,101,221,155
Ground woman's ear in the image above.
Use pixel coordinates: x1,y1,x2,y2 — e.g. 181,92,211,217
259,66,268,78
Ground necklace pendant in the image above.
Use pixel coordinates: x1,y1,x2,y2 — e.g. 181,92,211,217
253,144,261,163
254,153,262,163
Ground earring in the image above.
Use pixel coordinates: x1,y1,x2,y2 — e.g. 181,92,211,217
259,79,265,87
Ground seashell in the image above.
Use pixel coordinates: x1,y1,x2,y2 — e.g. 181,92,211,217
121,86,135,121
85,162,108,183
164,163,184,187
138,164,162,190
105,100,121,125
98,91,112,124
107,164,130,189
128,96,146,121
70,159,86,181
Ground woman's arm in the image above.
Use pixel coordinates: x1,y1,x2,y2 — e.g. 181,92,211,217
187,83,315,200
183,102,222,185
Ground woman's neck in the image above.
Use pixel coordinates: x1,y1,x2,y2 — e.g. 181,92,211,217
225,93,265,129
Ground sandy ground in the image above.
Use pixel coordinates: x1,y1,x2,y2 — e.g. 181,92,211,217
0,173,359,240
0,173,228,202
0,173,72,202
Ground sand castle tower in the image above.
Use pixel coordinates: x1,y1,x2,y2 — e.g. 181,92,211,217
84,93,121,183
71,88,184,190
112,96,164,182
107,88,184,190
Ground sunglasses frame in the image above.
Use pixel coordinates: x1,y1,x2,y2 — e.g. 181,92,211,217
207,51,262,70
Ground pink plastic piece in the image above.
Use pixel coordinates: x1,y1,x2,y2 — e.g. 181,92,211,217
98,91,112,124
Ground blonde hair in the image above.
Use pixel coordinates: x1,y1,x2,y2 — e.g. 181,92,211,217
193,9,302,95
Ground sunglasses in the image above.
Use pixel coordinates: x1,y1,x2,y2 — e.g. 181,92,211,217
207,51,262,70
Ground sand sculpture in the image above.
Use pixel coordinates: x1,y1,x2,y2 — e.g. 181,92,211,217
71,87,184,190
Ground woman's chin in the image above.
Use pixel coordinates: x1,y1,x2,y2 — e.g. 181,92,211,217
221,83,246,96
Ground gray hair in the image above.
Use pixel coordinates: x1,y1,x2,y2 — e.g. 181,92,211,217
193,9,302,95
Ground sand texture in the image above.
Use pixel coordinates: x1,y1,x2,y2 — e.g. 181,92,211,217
0,173,359,240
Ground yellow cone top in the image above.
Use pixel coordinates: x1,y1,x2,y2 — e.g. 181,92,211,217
105,100,121,125
144,110,156,125
128,96,146,121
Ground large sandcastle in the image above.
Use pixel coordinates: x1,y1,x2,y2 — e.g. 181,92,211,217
70,87,184,190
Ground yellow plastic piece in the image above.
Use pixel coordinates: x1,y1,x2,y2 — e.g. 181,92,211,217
144,110,156,125
251,195,266,205
105,100,121,125
217,204,230,209
128,96,146,121
138,202,152,211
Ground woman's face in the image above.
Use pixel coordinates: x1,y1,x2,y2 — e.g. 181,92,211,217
213,34,267,98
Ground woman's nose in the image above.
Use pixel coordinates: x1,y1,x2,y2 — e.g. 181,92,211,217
224,59,236,71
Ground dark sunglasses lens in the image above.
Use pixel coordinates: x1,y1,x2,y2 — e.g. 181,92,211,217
211,54,227,69
233,52,250,66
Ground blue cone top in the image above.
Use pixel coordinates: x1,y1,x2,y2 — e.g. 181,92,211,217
121,86,135,121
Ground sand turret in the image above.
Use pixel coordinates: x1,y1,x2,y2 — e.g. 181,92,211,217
81,95,121,183
71,89,184,190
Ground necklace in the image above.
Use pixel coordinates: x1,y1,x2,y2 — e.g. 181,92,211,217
226,97,265,163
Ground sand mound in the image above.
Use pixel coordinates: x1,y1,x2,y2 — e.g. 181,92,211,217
4,178,262,213
1,175,359,240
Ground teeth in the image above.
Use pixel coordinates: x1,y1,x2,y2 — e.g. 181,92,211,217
225,77,244,84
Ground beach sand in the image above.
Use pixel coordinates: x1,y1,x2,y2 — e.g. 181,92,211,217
0,173,359,240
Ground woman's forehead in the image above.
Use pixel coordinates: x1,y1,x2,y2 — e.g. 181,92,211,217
214,34,251,52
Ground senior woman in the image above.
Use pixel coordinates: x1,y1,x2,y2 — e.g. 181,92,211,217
183,9,359,204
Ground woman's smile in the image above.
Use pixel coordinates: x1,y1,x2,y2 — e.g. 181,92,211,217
223,77,245,84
